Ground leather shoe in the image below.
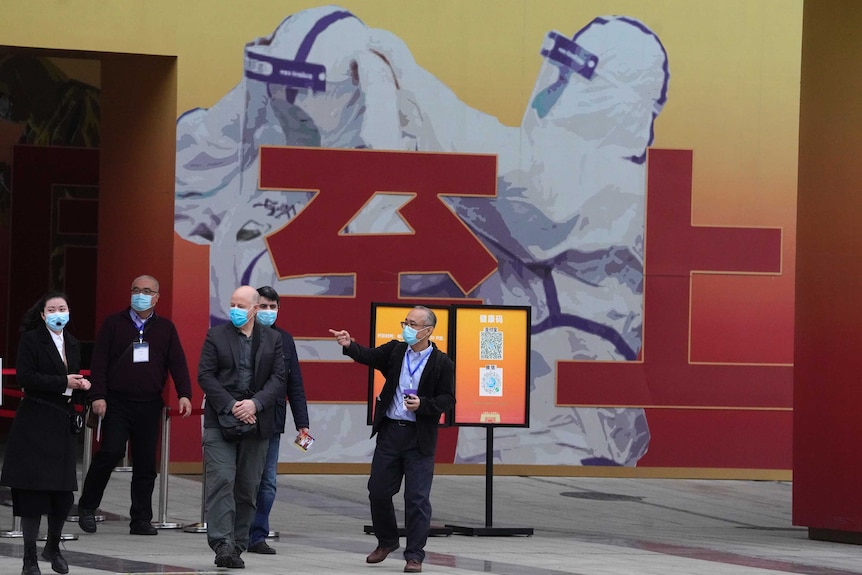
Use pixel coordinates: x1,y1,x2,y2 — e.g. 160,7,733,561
214,542,233,568
404,559,423,573
129,521,158,535
230,553,245,569
248,540,276,554
41,547,68,574
77,508,96,533
366,543,399,564
21,559,41,575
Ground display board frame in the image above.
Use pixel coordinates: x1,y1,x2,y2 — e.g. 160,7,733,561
450,304,531,428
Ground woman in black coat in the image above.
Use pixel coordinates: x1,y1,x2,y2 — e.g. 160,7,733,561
1,292,91,575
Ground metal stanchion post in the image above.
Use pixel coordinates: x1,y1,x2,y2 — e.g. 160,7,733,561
115,441,132,472
153,407,181,529
70,423,104,525
39,530,78,542
0,515,22,538
183,457,207,533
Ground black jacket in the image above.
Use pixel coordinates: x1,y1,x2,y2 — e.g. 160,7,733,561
197,321,286,439
344,340,454,456
1,325,85,491
271,325,309,432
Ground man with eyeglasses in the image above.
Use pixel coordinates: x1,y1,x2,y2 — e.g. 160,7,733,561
78,275,193,536
329,306,454,574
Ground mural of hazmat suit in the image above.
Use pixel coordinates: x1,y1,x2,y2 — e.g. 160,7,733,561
174,8,669,466
176,6,404,324
446,16,669,465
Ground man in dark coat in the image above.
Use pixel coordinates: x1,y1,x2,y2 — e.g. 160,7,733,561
78,275,193,536
330,305,455,574
247,285,310,555
198,285,286,569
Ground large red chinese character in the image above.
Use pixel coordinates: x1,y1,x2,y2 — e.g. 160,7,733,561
558,149,791,467
260,147,496,401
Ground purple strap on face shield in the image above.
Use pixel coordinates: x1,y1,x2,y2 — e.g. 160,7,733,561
244,51,327,91
541,31,599,80
244,9,360,102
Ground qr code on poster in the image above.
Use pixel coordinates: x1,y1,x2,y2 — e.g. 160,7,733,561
479,328,503,361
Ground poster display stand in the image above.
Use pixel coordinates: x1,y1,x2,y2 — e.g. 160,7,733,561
445,304,533,536
361,303,532,537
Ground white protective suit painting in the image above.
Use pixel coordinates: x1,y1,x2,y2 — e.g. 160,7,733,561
174,5,669,466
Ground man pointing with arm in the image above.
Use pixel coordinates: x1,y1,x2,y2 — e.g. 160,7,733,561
329,305,454,574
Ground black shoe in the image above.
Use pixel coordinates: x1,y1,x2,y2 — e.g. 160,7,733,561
23,542,41,575
40,547,68,574
247,540,276,555
214,542,233,568
230,553,245,569
129,521,158,536
77,508,96,533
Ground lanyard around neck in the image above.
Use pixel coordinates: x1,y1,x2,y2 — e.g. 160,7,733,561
406,349,429,379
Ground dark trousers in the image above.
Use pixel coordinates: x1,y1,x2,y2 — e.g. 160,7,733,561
79,396,163,523
367,420,435,563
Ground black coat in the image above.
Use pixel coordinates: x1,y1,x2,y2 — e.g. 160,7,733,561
1,325,84,492
197,321,286,439
271,325,309,433
345,340,455,456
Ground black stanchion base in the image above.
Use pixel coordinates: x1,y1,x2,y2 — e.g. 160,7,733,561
446,524,533,537
363,525,453,537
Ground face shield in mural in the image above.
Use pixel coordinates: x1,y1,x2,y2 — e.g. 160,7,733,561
525,17,669,161
242,47,326,159
530,31,599,119
241,7,369,168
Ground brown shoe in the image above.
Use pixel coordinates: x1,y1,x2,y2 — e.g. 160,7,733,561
366,543,399,564
404,559,423,573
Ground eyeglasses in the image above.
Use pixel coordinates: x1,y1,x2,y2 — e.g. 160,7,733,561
401,321,431,329
131,288,158,296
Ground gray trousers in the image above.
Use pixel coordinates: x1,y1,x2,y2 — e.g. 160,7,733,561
202,426,268,553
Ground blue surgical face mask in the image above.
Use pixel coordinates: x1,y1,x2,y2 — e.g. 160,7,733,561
257,309,277,327
131,293,154,312
230,307,250,328
402,325,426,346
45,312,70,331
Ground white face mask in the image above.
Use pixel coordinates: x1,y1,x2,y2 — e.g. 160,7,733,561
44,312,70,331
230,307,250,328
257,309,278,326
131,293,153,312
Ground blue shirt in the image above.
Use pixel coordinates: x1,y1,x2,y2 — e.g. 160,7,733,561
386,345,432,422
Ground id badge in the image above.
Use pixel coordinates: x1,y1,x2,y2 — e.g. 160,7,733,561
133,342,150,363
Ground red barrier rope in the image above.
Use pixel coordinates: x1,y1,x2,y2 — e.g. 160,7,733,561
162,406,206,417
1,369,91,376
0,369,109,419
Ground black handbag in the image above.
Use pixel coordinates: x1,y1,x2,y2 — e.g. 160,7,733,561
70,410,84,434
217,412,258,442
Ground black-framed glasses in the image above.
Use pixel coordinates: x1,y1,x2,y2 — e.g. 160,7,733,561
131,288,158,296
401,321,431,329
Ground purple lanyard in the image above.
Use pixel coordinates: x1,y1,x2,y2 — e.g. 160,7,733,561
406,351,429,380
